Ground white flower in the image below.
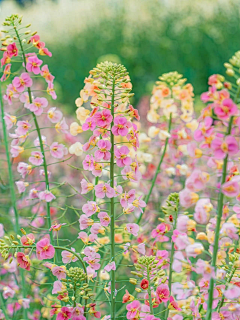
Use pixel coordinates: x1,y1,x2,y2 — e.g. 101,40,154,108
159,130,171,140
148,126,160,138
69,142,83,156
166,167,176,176
70,122,83,136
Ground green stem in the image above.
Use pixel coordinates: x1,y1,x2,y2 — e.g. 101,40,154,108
217,266,236,311
136,113,172,225
0,84,19,233
0,292,10,320
206,115,234,319
165,198,179,319
147,266,154,314
13,25,53,243
0,83,28,320
110,76,116,320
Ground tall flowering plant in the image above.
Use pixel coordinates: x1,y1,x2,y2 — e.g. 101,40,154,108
0,14,69,319
68,61,146,319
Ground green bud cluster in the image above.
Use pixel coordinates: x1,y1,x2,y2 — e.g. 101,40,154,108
162,192,179,216
130,255,166,286
0,235,19,260
157,71,186,88
228,51,240,68
66,267,87,283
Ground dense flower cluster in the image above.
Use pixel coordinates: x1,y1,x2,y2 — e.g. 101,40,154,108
2,12,240,320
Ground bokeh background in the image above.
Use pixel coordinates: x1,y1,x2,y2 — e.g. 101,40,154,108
0,0,239,113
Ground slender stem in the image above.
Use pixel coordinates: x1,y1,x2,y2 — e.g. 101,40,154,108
0,82,28,320
217,266,236,311
0,84,19,233
147,266,154,314
165,198,179,319
136,113,172,225
0,292,10,320
206,115,234,319
110,76,116,320
13,25,53,243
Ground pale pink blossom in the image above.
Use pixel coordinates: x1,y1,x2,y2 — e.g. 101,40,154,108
47,107,63,123
126,223,139,236
98,211,111,227
94,183,116,198
211,136,238,159
26,55,43,74
39,190,56,202
29,97,48,116
36,238,55,260
12,73,32,92
50,142,68,159
29,151,44,166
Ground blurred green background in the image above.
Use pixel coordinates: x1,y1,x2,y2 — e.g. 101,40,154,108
0,0,239,111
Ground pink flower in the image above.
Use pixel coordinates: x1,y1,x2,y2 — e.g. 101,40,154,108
39,190,56,202
114,146,132,167
56,307,72,320
3,286,15,299
3,83,19,104
3,112,16,130
29,151,44,166
131,196,146,214
55,118,69,133
195,259,214,280
47,82,57,99
61,247,78,264
50,142,68,159
126,300,141,319
194,198,211,224
80,178,94,194
21,233,35,246
41,65,55,82
156,284,169,303
221,176,240,197
83,155,95,170
29,97,48,116
15,120,31,136
185,243,204,257
1,63,11,81
185,169,209,192
93,109,113,127
112,115,131,136
95,139,111,160
98,211,111,226
179,188,199,208
82,201,99,217
12,72,32,92
36,238,55,260
225,285,240,299
10,145,24,158
16,252,31,271
72,306,85,320
26,55,43,74
52,280,65,294
6,42,18,58
94,183,116,198
47,107,63,123
126,223,139,236
120,189,135,208
0,223,4,238
52,266,66,279
16,181,27,194
214,98,238,120
169,296,181,311
79,214,94,230
211,136,238,159
172,230,190,250
82,117,96,131
194,116,213,141
220,222,239,240
78,231,97,244
104,261,116,272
